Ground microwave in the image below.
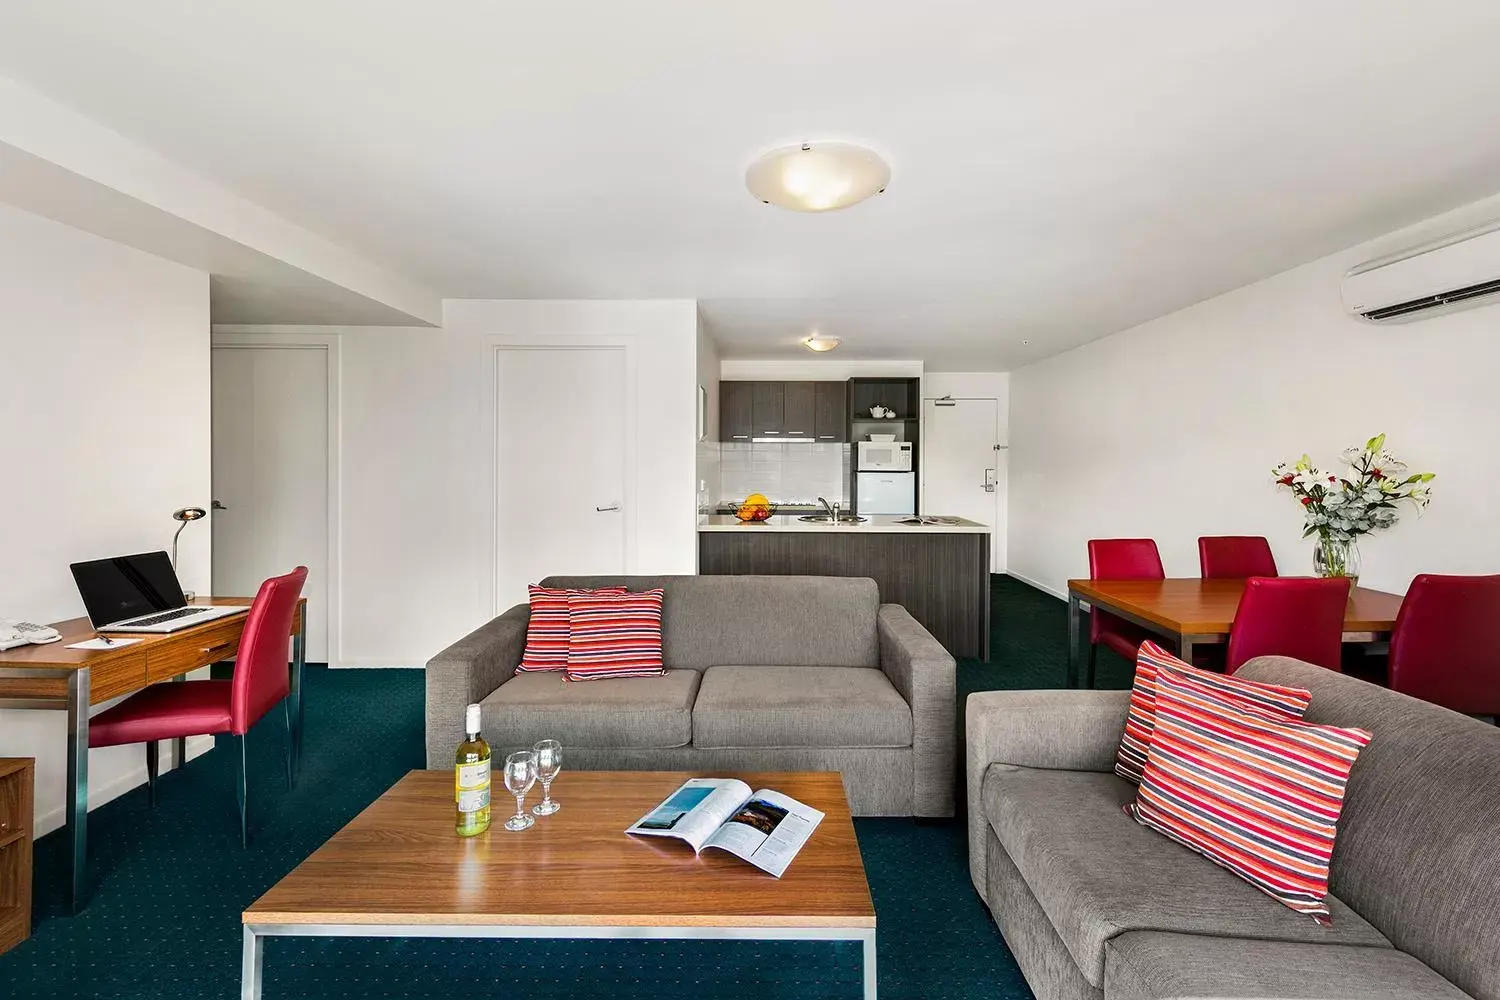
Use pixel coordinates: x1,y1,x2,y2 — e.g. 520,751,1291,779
857,440,913,472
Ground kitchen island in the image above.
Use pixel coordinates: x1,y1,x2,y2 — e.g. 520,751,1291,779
698,514,991,659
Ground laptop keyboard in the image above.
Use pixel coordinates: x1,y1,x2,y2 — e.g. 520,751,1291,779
121,607,204,627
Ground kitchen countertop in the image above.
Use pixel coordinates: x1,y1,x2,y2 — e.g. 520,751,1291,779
697,514,990,534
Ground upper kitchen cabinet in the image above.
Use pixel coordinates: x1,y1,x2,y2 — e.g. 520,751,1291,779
719,379,851,442
751,382,784,439
814,381,848,442
720,381,754,441
780,382,816,440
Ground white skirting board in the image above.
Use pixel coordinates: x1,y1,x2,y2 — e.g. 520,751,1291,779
34,733,216,838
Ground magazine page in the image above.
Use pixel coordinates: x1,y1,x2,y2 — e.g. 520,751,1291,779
624,777,752,853
700,789,825,878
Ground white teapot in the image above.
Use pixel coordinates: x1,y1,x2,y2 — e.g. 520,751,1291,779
869,405,891,418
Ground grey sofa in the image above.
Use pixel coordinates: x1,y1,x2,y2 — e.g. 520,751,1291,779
427,575,956,817
966,656,1500,1000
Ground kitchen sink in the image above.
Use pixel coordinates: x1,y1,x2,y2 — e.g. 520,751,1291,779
797,514,868,524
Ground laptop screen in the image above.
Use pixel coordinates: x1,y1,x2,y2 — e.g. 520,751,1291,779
70,551,187,627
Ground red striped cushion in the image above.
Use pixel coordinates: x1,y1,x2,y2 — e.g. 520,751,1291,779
1116,641,1312,784
564,588,666,681
1131,665,1372,924
517,586,627,672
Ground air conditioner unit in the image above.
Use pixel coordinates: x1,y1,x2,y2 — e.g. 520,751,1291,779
1341,219,1500,323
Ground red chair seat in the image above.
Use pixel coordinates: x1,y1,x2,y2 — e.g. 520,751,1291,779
1097,620,1153,661
89,680,234,748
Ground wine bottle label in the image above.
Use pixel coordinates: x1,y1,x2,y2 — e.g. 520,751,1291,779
455,760,491,813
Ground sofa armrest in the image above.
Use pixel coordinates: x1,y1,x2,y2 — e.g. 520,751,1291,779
424,602,530,766
965,689,1131,892
878,604,956,817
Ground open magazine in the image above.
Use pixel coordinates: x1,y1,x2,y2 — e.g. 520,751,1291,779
625,777,825,878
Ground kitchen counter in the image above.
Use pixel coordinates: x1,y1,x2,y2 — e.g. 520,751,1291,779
698,515,992,658
698,514,990,534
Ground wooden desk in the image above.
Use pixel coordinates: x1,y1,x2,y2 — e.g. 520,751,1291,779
0,597,306,912
1065,578,1403,688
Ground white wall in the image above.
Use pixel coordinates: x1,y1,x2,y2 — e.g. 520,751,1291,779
216,299,701,668
0,202,210,834
696,312,721,519
1008,193,1500,597
922,372,1010,569
720,358,922,380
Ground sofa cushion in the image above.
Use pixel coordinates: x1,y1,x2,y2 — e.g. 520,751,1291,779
481,668,699,749
692,665,912,749
981,766,1389,988
564,588,666,680
540,575,879,670
1132,665,1370,925
1235,657,1500,1000
1104,931,1472,1000
517,585,625,672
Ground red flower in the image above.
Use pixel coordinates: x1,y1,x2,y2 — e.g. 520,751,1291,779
1300,497,1313,506
1327,475,1337,483
1372,468,1385,480
1277,474,1296,485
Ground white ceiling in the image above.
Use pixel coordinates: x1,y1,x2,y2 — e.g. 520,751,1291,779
2,2,1500,368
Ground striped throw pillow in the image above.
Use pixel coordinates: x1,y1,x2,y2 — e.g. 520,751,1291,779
1131,666,1372,924
1116,641,1312,784
517,586,627,672
564,588,666,681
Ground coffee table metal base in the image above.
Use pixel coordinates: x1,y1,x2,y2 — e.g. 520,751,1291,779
241,922,877,1000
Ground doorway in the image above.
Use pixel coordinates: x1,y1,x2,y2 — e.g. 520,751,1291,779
493,346,628,610
921,396,1006,569
211,343,333,662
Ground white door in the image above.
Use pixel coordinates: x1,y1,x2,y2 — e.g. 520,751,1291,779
211,345,331,661
495,346,627,609
921,397,1005,569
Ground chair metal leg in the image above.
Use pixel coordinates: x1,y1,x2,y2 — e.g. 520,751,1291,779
236,734,248,849
281,700,294,790
1084,643,1099,690
145,741,159,807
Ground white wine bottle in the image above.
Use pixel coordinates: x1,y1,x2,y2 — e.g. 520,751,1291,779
454,703,492,836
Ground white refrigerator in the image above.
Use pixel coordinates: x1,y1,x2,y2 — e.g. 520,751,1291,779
856,472,916,516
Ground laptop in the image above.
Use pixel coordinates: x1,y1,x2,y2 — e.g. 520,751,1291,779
71,551,247,633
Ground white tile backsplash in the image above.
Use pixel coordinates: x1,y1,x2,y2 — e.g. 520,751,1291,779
719,442,850,505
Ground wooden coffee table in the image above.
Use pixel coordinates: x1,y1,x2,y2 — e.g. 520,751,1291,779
242,770,877,999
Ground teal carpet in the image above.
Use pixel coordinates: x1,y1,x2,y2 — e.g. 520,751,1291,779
1,576,1113,1000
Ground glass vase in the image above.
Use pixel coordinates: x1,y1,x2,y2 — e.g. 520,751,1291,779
1313,535,1360,584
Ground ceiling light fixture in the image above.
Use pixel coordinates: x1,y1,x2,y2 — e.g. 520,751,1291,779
802,335,842,353
746,142,890,212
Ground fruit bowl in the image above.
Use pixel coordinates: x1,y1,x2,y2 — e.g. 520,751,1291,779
735,494,776,522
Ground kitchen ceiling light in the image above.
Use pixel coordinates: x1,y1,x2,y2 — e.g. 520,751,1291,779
746,142,890,212
802,335,841,352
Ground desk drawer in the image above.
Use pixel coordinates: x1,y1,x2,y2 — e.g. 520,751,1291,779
90,653,148,705
145,619,242,684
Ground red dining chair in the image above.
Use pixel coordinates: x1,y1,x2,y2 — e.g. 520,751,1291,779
1199,536,1278,579
1387,574,1500,718
89,566,307,846
1086,539,1166,687
1225,576,1350,675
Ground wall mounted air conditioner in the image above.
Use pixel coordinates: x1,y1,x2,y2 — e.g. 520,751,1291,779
1341,219,1500,323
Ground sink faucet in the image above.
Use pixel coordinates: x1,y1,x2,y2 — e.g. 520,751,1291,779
817,497,835,518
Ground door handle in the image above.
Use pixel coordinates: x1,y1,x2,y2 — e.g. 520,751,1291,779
595,504,621,512
211,499,228,510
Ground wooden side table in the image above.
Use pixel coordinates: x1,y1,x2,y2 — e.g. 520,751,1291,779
0,757,34,956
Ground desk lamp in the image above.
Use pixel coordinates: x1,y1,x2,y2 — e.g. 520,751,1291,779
171,506,207,571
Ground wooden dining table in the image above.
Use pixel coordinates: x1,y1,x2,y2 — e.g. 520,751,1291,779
1065,578,1405,688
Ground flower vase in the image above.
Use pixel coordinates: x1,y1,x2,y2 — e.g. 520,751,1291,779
1313,535,1360,584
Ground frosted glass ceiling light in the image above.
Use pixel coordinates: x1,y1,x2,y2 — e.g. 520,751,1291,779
746,142,890,212
802,335,842,352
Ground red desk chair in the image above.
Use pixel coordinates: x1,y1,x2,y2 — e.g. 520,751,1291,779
89,566,307,846
1388,574,1500,719
1225,576,1350,675
1199,536,1278,579
1086,538,1166,688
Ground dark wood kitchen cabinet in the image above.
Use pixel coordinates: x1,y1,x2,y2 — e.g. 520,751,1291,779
814,381,848,442
720,381,754,441
751,382,784,439
780,382,816,439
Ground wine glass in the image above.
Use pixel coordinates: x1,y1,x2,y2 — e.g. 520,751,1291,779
532,740,563,816
502,750,537,831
